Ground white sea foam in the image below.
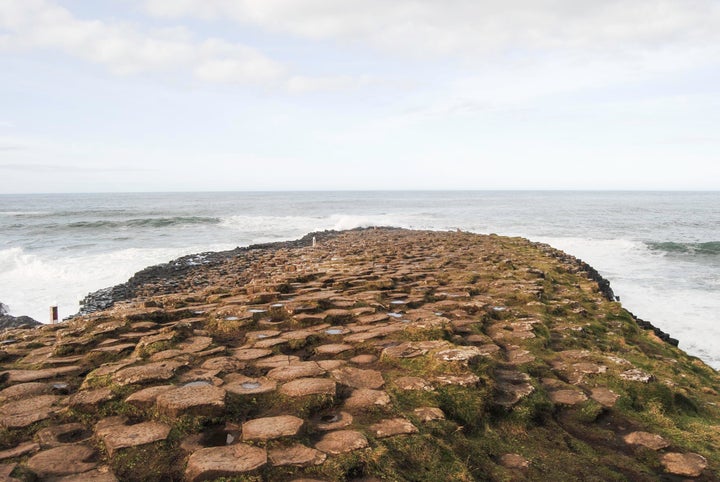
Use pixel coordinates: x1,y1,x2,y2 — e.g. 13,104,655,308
528,236,720,369
0,211,48,216
0,244,233,323
218,213,434,237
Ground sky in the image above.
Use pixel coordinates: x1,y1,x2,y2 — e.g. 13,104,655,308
1,0,719,192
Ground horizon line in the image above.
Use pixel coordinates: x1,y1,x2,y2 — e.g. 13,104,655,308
2,188,720,196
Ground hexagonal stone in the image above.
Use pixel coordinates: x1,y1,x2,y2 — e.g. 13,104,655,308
268,443,327,467
0,382,49,402
395,377,432,391
254,354,300,368
343,331,382,343
245,330,282,343
488,322,536,341
92,343,136,354
434,374,480,386
349,354,377,364
381,343,429,359
0,395,59,428
315,430,369,455
331,367,384,389
589,387,620,408
177,368,222,385
200,356,245,373
3,366,83,383
68,387,115,411
185,444,267,482
279,378,336,397
572,362,607,375
0,442,39,461
101,421,171,457
112,361,182,386
322,309,354,324
267,362,326,382
125,385,175,409
369,418,418,438
177,336,213,353
254,338,289,349
619,368,653,383
315,411,353,431
660,452,707,477
231,348,272,361
549,389,588,406
434,346,486,363
343,389,391,409
242,415,304,441
413,407,445,422
156,385,226,418
94,416,128,438
357,313,389,325
317,360,346,371
499,453,530,469
36,423,91,448
225,376,277,396
82,360,137,386
149,349,185,361
26,445,98,477
506,348,536,365
623,431,670,450
494,370,535,408
280,330,314,341
315,344,353,355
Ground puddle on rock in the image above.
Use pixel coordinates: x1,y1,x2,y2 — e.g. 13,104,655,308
184,380,212,387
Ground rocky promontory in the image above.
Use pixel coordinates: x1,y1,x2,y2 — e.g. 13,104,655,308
0,303,41,332
1,228,718,481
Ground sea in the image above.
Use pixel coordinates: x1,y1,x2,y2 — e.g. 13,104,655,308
1,191,718,369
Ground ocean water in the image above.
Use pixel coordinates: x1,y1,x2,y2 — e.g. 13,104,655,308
1,191,718,368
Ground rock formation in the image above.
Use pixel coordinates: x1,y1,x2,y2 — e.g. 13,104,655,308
0,228,718,481
0,303,41,331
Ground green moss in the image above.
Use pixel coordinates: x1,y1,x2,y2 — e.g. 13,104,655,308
109,442,183,482
437,385,488,433
371,434,474,481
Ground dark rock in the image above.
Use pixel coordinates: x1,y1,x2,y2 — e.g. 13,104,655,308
0,302,41,330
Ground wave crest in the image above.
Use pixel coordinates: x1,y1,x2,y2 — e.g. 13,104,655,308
647,241,720,256
66,216,221,229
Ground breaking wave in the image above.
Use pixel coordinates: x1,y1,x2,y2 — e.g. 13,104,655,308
65,217,222,229
647,241,720,256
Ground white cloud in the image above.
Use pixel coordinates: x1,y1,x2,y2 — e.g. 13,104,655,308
0,0,289,84
134,0,720,107
141,0,720,57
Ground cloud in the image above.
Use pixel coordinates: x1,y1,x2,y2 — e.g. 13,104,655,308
141,0,720,58
0,163,154,172
0,0,292,85
134,0,720,106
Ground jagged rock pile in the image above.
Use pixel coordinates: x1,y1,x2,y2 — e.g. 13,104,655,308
0,303,40,331
0,229,718,481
